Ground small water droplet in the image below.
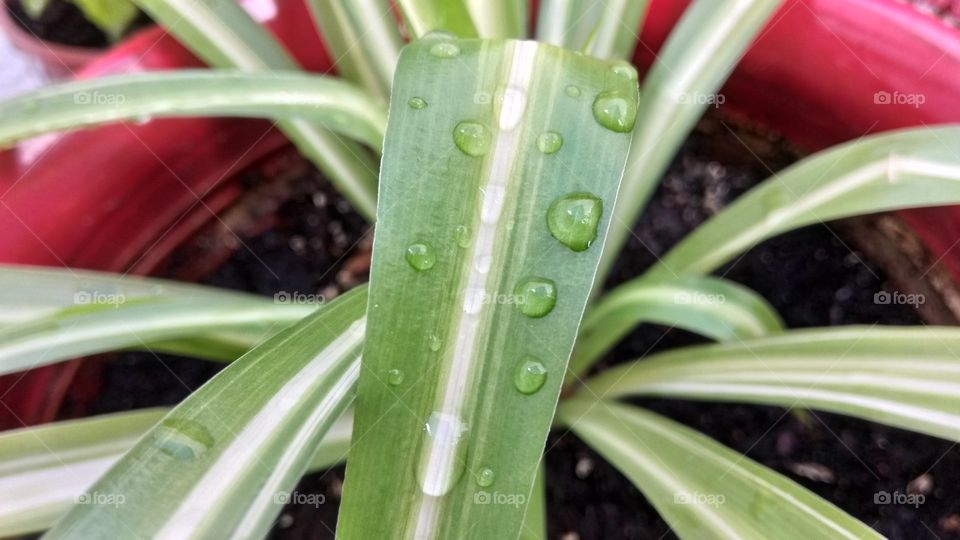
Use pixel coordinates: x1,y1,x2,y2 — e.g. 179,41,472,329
547,192,603,252
153,418,214,461
418,412,469,496
515,278,557,318
565,85,581,98
406,242,437,271
476,467,496,487
514,357,548,395
453,120,491,157
454,225,471,248
592,90,637,133
430,42,461,58
537,132,563,154
387,368,405,386
428,334,442,352
408,97,428,109
611,62,638,81
424,30,456,41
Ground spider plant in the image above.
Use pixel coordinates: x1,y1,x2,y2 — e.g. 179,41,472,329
0,0,958,538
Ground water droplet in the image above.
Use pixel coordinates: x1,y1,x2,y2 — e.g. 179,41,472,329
592,90,637,133
418,412,469,496
611,62,638,81
153,418,213,461
406,242,436,271
565,85,581,98
430,42,461,58
454,225,471,248
408,97,428,109
424,30,456,41
476,467,496,487
428,334,442,352
514,357,548,395
515,278,557,318
547,192,603,252
537,132,563,154
387,368,404,386
453,121,491,157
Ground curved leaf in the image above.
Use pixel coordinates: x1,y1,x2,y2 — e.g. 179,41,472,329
396,0,477,38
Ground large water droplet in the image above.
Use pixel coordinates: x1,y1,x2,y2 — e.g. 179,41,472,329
611,62,638,81
514,357,548,395
454,225,471,248
515,278,557,318
592,91,637,133
565,85,581,98
153,418,214,461
453,121,491,157
428,334,442,352
537,132,563,154
406,242,436,271
476,467,496,487
408,97,428,110
387,368,404,386
547,192,603,252
430,42,461,58
418,412,469,496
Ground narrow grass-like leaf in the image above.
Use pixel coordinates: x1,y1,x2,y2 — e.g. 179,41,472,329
647,126,960,278
598,0,785,283
396,0,477,38
71,0,139,41
534,0,605,50
557,399,882,539
465,0,528,38
134,0,380,219
46,289,367,539
0,411,353,537
568,275,782,382
0,71,386,150
519,464,546,540
339,38,637,539
305,0,402,101
582,326,960,442
582,0,650,60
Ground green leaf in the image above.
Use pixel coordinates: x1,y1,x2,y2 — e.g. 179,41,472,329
396,0,478,38
518,464,546,540
535,0,606,50
582,326,960,442
338,37,637,539
582,0,651,60
45,288,367,538
598,0,785,283
69,0,139,41
466,0,528,38
133,0,380,219
649,126,960,277
0,71,386,150
305,0,402,101
568,275,782,382
0,410,353,536
557,399,882,539
20,0,51,18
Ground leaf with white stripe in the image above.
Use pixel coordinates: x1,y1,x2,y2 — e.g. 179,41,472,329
583,326,960,442
45,288,367,539
557,399,882,539
338,36,637,539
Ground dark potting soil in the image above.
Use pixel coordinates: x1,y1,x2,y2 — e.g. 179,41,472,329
85,115,958,539
7,0,150,48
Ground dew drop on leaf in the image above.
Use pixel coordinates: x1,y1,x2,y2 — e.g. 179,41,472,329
547,192,603,252
454,225,471,248
592,90,637,133
408,97,428,109
429,42,461,58
387,368,404,386
418,412,469,496
514,357,548,395
537,131,563,154
153,418,214,461
406,242,436,271
515,278,557,318
453,120,491,157
611,61,638,81
428,334,442,352
476,467,496,487
565,85,581,98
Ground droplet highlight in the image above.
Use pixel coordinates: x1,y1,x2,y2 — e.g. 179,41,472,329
547,192,603,252
387,368,405,386
406,242,436,271
514,357,548,395
453,121,491,157
476,467,496,487
429,42,461,58
537,132,563,154
592,90,637,133
408,97,428,109
153,418,214,461
515,278,557,318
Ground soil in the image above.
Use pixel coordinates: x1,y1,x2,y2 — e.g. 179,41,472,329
83,111,960,539
7,0,150,48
